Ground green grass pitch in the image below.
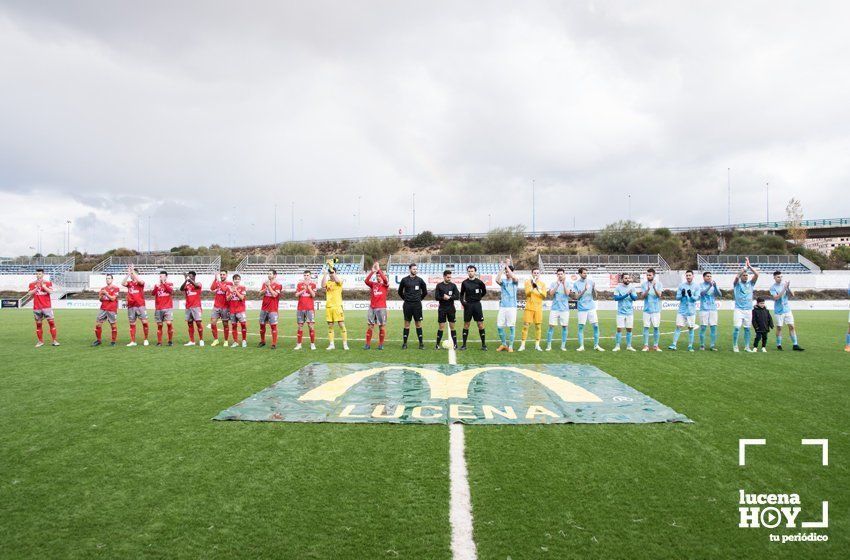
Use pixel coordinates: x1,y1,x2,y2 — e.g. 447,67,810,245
1,308,848,559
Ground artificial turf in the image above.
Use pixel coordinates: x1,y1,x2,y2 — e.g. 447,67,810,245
0,308,847,559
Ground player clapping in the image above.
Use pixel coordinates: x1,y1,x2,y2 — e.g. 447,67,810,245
28,268,58,347
122,265,150,346
209,270,233,347
295,270,317,350
151,271,175,346
92,273,119,346
227,274,248,348
364,262,389,350
180,271,204,346
258,269,282,349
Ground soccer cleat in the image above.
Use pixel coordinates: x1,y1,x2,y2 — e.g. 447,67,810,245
156,342,162,347
166,341,172,347
309,343,316,350
326,343,335,350
535,344,543,351
733,346,740,353
594,345,605,352
231,341,239,348
35,341,44,348
127,341,138,347
199,340,205,347
241,340,247,348
364,344,371,350
709,346,717,351
481,345,488,351
401,343,408,350
792,345,805,352
626,346,636,352
699,345,706,351
183,341,194,346
143,340,149,346
507,347,514,353
687,346,694,352
343,343,350,350
294,343,303,350
376,344,383,350
745,347,755,353
517,342,526,352
418,342,424,350
258,342,266,348
51,341,60,347
270,344,276,350
545,344,552,351
435,344,441,350
496,345,507,352
654,346,662,352
761,347,767,353
459,345,467,351
211,339,219,347
612,346,621,352
110,341,117,347
844,344,850,352
642,345,649,352
92,340,101,347
576,345,585,352
667,344,677,351
776,345,783,351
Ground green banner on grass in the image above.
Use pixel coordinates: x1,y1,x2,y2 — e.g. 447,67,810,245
214,362,691,425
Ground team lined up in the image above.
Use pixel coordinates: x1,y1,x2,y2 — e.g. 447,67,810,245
24,256,850,351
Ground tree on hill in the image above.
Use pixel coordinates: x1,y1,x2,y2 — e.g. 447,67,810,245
594,221,645,253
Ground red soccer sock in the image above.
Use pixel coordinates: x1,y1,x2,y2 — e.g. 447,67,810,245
130,324,137,342
260,324,266,343
379,327,386,345
35,322,44,342
142,322,149,340
365,329,373,345
211,323,218,339
271,324,278,346
157,324,163,344
95,324,102,341
297,329,303,344
195,321,204,340
223,322,229,341
167,323,173,342
111,325,118,342
231,323,238,342
241,323,247,340
47,319,57,341
188,322,195,342
309,328,315,343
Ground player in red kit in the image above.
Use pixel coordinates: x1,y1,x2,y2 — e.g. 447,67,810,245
258,269,282,349
294,269,317,350
364,262,389,350
181,271,204,346
28,268,59,347
228,274,248,348
151,270,175,346
209,270,233,347
122,265,150,346
92,273,119,346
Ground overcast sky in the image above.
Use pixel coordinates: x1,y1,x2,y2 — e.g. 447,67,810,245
1,1,849,256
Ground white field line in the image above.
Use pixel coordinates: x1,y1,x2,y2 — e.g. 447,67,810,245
447,345,477,560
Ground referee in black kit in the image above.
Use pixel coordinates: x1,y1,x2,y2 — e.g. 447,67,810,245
460,265,488,350
398,263,427,349
434,269,459,349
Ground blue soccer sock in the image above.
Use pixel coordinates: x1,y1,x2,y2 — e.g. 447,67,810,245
592,323,600,346
776,335,783,346
509,326,515,346
688,329,695,347
846,333,850,345
699,325,707,346
733,327,740,346
744,327,751,347
546,326,554,346
643,327,650,347
497,327,506,345
578,324,585,346
653,327,660,346
626,331,633,347
561,327,568,347
791,333,798,345
615,331,622,346
671,327,681,346
710,325,717,347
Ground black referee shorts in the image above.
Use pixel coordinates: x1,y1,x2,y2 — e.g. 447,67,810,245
403,301,423,322
463,301,484,323
437,306,456,324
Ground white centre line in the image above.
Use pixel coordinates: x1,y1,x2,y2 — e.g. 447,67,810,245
447,345,478,560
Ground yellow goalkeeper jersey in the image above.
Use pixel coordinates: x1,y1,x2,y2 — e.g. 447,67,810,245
524,279,546,312
325,280,343,308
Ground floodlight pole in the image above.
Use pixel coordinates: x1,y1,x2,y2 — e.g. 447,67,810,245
274,204,278,244
765,182,770,222
291,202,295,241
531,179,536,234
727,168,731,226
412,192,416,235
147,216,151,253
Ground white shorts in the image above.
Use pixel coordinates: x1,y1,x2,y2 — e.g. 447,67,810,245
576,309,598,325
776,312,794,327
616,314,634,329
642,312,661,328
733,308,752,328
699,310,718,326
676,314,696,328
497,307,517,328
548,309,570,326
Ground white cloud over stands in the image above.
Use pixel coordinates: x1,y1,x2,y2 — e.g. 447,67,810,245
1,1,850,255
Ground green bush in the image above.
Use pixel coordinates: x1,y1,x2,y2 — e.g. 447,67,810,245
105,247,139,257
483,225,526,255
408,230,440,248
829,245,850,267
594,221,645,253
352,237,403,267
726,234,788,255
441,240,484,255
276,242,316,256
790,246,828,269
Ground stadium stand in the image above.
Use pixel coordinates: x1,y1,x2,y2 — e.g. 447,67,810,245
386,255,507,275
538,254,670,274
93,255,221,275
235,255,364,275
0,256,75,275
697,254,819,274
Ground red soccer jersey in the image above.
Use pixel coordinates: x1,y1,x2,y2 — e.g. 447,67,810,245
99,285,120,312
260,281,282,312
365,271,389,308
151,282,174,310
182,281,202,308
210,279,233,309
29,281,52,310
126,280,146,308
228,285,247,314
296,281,316,311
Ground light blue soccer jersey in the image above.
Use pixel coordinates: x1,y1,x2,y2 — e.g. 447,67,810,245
699,281,721,311
549,280,571,312
770,282,790,314
499,278,518,308
614,284,637,315
734,280,755,311
676,281,699,316
573,278,596,311
640,279,663,314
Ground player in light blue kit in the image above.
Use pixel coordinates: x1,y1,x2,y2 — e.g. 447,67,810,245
669,270,699,351
612,273,638,351
545,267,571,351
769,271,804,351
733,258,759,352
495,258,518,352
571,267,604,352
639,267,663,352
698,271,721,351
